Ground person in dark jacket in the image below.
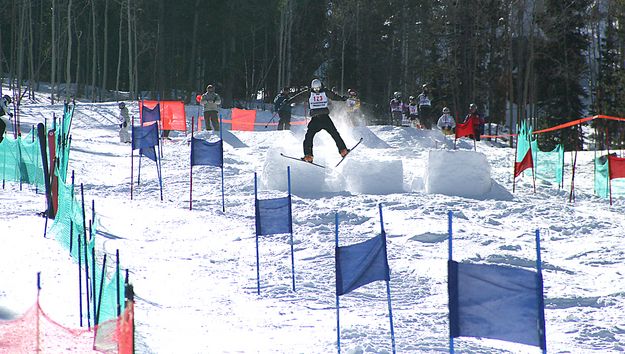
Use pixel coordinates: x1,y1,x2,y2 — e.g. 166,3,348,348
0,95,13,143
273,88,292,130
287,79,349,163
417,84,433,129
463,103,485,141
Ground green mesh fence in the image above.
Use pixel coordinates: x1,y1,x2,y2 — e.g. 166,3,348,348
516,121,532,163
45,103,126,323
594,155,625,199
531,140,564,184
0,128,46,189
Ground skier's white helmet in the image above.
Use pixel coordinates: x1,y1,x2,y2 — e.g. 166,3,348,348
394,91,401,99
311,79,322,93
442,107,450,113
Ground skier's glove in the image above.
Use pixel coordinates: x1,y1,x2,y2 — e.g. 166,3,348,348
8,113,13,118
119,124,123,128
123,122,127,128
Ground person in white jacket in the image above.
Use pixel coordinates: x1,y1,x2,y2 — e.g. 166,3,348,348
437,107,456,135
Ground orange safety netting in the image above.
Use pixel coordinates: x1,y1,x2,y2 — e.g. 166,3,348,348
230,108,256,131
140,100,187,132
0,298,133,353
608,155,625,180
482,115,625,139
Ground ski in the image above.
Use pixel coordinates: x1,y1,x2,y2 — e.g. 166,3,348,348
280,153,326,168
335,137,363,167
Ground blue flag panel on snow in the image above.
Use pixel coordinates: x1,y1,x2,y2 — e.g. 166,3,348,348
255,196,291,236
132,124,158,150
448,261,545,348
191,137,223,167
336,234,390,296
140,146,157,162
142,103,161,122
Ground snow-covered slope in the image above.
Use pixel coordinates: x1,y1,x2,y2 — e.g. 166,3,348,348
1,98,624,353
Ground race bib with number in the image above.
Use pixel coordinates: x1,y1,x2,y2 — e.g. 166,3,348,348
419,95,431,107
309,92,329,109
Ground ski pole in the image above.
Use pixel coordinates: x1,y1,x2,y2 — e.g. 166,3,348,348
264,111,279,129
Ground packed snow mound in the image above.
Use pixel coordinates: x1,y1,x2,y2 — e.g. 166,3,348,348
262,148,326,196
426,150,493,198
342,157,404,194
352,126,392,149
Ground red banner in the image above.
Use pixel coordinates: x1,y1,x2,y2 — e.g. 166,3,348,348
231,108,256,131
608,154,625,180
139,100,187,132
514,149,534,178
455,117,475,139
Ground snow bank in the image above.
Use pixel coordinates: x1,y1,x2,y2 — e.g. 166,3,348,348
261,149,326,196
342,157,404,194
425,150,492,198
352,126,391,149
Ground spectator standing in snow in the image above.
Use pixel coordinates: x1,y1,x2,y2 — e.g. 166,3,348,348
200,84,222,131
273,88,292,130
345,88,361,125
417,84,433,129
389,92,407,126
463,103,485,141
407,96,420,128
286,78,349,164
118,102,131,143
0,95,12,142
437,107,456,135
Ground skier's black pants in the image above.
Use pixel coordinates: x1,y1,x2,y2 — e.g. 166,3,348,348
277,111,291,130
419,106,432,129
303,114,346,156
204,110,220,131
0,118,5,143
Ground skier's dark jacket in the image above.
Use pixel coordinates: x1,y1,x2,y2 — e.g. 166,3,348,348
287,87,346,117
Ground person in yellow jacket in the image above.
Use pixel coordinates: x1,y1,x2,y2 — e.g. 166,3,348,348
200,84,222,131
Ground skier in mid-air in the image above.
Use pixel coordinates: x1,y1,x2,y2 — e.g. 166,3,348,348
287,79,349,164
0,95,13,143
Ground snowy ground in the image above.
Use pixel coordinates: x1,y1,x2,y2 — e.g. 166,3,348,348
1,96,625,353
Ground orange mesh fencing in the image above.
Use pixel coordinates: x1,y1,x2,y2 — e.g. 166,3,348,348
231,108,256,131
140,100,187,132
0,298,134,353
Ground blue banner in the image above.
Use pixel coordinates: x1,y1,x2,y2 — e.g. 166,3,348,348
142,103,161,122
336,234,389,296
448,261,545,348
191,137,223,167
132,124,158,150
255,196,291,236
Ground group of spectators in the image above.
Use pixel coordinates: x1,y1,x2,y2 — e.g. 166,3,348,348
389,84,485,140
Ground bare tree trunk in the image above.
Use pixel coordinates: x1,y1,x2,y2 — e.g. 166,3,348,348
91,0,97,102
28,2,35,99
17,1,26,103
101,0,109,100
285,0,293,87
127,0,134,99
188,0,201,92
115,0,123,100
51,0,56,104
66,0,73,100
75,26,82,98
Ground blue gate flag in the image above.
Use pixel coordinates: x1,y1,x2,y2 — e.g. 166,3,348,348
448,260,545,348
132,124,158,150
191,137,223,167
142,103,161,122
336,234,390,296
255,196,292,236
132,124,159,162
